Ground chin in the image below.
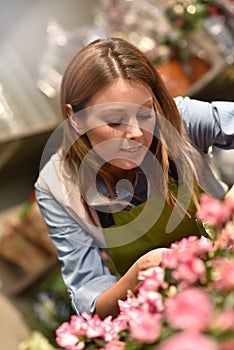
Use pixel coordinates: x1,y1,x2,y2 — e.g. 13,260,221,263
110,159,140,170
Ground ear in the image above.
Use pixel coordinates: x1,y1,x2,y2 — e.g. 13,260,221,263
66,104,85,135
66,104,74,117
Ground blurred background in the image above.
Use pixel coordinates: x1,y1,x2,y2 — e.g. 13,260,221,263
0,1,233,349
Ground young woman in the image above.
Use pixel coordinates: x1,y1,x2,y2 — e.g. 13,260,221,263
35,37,234,319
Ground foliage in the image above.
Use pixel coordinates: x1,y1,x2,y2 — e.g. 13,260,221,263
18,331,57,350
164,0,220,34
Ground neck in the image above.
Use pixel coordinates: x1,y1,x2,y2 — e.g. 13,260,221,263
109,164,137,185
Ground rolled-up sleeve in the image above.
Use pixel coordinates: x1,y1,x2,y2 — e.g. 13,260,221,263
175,96,234,152
35,183,118,316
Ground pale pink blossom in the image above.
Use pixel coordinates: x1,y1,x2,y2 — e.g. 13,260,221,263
69,315,87,335
158,331,219,350
211,309,234,331
162,236,213,270
111,315,128,338
196,194,231,228
118,296,139,315
165,287,213,331
172,256,206,285
101,315,127,342
197,235,214,254
56,322,80,349
85,314,105,338
137,283,164,313
220,339,234,350
162,248,179,269
138,266,167,289
215,220,234,250
128,308,161,343
211,257,234,291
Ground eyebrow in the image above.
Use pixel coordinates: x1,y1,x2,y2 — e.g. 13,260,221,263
101,108,126,112
100,99,153,113
142,98,153,106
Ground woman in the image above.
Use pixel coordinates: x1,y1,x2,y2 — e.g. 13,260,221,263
35,37,234,319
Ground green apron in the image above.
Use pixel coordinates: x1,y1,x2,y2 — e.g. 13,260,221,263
103,179,206,276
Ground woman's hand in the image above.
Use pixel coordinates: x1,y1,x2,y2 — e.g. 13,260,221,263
136,247,170,271
95,247,169,319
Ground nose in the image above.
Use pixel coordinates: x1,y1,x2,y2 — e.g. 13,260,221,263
124,123,143,139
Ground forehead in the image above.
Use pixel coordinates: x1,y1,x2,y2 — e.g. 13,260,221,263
86,78,153,107
79,102,154,118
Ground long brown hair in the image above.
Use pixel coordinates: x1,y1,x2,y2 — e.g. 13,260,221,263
60,37,199,221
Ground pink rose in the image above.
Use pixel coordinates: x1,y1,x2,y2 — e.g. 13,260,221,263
102,315,127,342
70,315,87,335
215,221,234,250
158,331,219,350
138,266,167,289
56,322,80,349
172,256,206,285
85,314,105,339
162,236,213,270
211,257,234,291
128,308,161,343
196,194,231,228
137,285,164,313
165,287,213,331
220,339,234,350
212,309,234,331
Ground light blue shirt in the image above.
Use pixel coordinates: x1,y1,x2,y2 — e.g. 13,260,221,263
35,97,234,316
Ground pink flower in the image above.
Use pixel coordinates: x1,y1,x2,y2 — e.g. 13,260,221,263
105,340,126,349
69,315,87,335
128,308,161,343
137,273,164,313
110,315,128,338
212,309,234,331
138,266,167,289
220,339,234,350
56,322,80,349
211,257,234,291
102,315,127,342
165,287,213,331
85,314,105,338
158,331,219,350
196,194,231,228
138,288,164,313
197,235,214,253
118,296,139,315
215,220,234,250
172,256,206,285
162,236,213,270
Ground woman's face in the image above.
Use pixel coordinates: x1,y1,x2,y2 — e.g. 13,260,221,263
79,78,156,178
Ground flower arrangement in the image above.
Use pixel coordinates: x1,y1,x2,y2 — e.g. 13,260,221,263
164,0,221,34
56,193,234,350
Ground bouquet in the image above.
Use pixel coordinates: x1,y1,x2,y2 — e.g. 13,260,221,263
55,194,234,350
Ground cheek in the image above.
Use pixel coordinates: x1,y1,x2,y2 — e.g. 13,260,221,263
144,130,154,147
86,126,121,147
86,127,121,159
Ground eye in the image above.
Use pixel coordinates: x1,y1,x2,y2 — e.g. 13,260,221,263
137,114,153,120
107,120,123,127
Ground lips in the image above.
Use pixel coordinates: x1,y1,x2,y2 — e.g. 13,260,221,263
120,145,143,153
